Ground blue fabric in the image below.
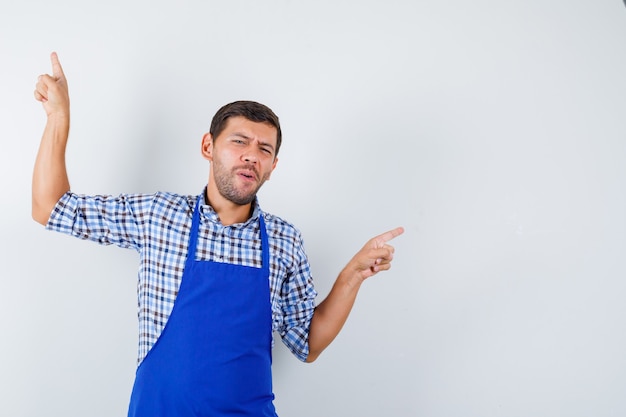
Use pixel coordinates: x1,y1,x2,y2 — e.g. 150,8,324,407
128,197,277,416
47,190,316,364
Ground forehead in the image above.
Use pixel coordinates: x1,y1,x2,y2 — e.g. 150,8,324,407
219,116,278,145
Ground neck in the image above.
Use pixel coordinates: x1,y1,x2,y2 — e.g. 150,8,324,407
205,187,253,226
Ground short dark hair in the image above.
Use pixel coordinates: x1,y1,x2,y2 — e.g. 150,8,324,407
209,100,282,156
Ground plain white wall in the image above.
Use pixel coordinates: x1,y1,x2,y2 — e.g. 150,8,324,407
2,1,626,416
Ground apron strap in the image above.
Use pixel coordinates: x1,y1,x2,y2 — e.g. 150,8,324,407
185,197,203,267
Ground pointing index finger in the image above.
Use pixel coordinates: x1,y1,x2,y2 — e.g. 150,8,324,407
50,52,65,79
375,227,405,245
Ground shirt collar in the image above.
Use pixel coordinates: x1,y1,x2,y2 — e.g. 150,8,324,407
198,187,262,227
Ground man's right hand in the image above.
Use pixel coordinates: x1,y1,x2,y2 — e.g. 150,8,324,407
34,52,69,118
32,52,71,225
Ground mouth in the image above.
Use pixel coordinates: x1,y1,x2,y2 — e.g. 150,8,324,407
236,167,258,182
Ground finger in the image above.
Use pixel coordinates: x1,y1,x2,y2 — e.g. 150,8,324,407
375,250,394,264
35,76,49,100
50,51,65,80
371,262,392,273
34,90,47,102
374,226,404,245
370,245,395,264
37,74,54,87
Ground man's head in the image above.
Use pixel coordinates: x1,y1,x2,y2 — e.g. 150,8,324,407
209,100,282,157
201,101,281,213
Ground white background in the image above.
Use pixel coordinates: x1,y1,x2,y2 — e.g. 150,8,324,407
2,1,626,416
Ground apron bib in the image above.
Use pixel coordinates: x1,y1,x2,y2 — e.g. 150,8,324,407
128,198,277,417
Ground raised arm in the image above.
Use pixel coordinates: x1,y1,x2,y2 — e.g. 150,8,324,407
32,52,71,225
306,226,404,362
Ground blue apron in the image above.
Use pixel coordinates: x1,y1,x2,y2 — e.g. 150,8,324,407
127,198,277,416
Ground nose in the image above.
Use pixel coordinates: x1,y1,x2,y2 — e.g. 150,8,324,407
242,148,259,164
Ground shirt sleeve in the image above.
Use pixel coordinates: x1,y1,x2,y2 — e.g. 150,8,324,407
276,231,318,362
46,191,156,251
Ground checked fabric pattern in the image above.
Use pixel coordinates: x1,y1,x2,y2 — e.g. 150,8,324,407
47,189,317,364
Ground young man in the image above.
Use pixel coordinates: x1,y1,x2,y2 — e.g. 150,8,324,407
33,52,403,417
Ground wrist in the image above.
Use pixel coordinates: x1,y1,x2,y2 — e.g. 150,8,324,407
46,111,70,123
45,113,70,135
338,266,365,290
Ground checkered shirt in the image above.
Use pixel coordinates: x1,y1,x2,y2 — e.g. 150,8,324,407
47,190,317,364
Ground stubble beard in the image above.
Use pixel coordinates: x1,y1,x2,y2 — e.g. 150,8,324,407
213,163,268,206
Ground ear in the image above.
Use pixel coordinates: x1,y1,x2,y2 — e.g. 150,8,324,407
201,133,213,161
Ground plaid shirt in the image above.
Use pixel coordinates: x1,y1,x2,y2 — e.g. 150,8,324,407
47,190,317,364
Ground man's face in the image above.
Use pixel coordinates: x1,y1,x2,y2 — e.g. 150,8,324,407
203,116,279,206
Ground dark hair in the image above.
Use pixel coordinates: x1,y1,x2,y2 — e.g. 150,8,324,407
209,100,282,156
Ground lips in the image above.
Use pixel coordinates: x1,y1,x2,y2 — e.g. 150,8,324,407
236,166,258,182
